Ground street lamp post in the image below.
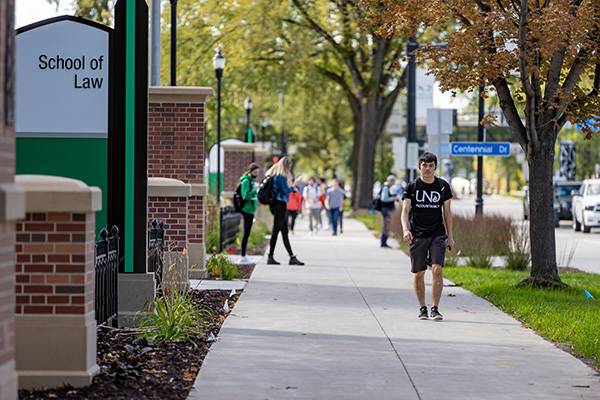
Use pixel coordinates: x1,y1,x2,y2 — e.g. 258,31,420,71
475,86,485,216
260,118,268,145
244,96,253,143
213,49,225,253
169,0,177,86
405,37,418,182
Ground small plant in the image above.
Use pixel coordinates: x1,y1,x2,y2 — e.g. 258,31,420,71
467,254,493,269
139,289,210,344
206,254,240,280
505,251,530,271
506,222,530,271
445,252,460,268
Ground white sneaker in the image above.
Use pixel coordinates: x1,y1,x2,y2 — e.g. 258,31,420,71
239,256,251,264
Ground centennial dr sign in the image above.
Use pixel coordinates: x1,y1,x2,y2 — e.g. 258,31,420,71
16,16,110,137
450,142,511,157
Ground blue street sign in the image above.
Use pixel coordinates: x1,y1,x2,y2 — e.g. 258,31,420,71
451,142,511,157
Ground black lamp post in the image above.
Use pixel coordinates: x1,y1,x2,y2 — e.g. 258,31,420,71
405,37,418,182
169,0,177,86
244,96,253,143
260,118,268,144
475,86,485,216
213,49,225,253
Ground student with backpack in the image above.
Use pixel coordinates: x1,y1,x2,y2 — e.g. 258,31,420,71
235,163,260,264
259,157,304,265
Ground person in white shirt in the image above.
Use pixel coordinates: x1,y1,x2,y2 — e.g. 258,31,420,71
303,177,322,233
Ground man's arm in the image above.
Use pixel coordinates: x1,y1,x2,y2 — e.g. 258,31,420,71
401,198,413,243
443,199,454,250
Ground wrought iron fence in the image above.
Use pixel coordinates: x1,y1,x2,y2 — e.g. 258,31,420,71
95,226,119,327
221,205,241,247
147,219,165,293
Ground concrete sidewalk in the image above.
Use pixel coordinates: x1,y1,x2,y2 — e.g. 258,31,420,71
189,218,600,400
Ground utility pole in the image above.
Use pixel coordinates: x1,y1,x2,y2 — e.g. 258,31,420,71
405,37,418,182
475,86,485,216
150,0,160,85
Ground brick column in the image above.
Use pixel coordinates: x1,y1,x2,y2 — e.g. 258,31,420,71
0,1,25,398
147,178,191,252
14,175,101,389
148,86,212,270
222,142,256,200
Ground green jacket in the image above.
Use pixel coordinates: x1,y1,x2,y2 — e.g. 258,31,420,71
240,173,258,214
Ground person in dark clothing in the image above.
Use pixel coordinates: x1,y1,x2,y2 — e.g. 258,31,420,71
239,163,260,264
266,157,304,266
402,152,454,321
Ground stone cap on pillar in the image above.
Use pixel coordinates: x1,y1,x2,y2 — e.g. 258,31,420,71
148,177,192,198
190,183,208,197
149,86,214,104
221,142,256,153
16,175,102,213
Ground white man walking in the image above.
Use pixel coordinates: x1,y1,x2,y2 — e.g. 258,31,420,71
401,152,454,321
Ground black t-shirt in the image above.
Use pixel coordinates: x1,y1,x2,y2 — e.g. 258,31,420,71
402,177,453,238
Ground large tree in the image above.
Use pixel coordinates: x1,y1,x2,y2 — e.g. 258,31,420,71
366,0,600,286
285,0,408,208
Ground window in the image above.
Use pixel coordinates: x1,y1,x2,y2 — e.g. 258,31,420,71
586,184,600,195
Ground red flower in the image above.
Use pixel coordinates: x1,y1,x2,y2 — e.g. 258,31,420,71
229,248,235,255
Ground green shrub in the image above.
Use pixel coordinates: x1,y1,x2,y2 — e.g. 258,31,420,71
467,254,493,269
506,251,530,271
139,290,210,344
206,254,240,280
444,252,460,268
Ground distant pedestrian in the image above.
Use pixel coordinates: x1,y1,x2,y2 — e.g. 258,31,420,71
303,177,322,233
287,184,302,234
265,157,304,265
325,179,345,236
238,163,260,265
379,175,399,248
401,152,454,321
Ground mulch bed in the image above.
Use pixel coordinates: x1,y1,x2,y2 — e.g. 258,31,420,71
19,290,241,400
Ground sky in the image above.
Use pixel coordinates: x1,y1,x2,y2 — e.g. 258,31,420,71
15,0,74,29
14,0,464,110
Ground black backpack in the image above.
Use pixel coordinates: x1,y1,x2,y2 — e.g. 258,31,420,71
257,175,276,205
233,182,245,212
372,186,383,211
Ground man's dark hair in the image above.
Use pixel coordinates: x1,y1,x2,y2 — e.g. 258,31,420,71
418,152,438,167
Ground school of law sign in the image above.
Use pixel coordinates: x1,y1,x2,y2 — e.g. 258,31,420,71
16,16,110,137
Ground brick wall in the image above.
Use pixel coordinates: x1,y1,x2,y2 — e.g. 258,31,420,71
147,196,188,251
223,150,254,192
148,102,204,183
188,196,203,245
15,212,95,315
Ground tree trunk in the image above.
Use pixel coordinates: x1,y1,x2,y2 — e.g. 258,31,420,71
353,100,381,209
522,133,564,288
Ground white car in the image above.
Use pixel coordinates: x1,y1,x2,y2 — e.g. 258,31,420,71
572,179,600,233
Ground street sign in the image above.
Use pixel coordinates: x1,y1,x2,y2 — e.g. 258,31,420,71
451,142,511,157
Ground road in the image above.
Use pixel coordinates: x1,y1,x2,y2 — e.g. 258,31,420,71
452,194,600,274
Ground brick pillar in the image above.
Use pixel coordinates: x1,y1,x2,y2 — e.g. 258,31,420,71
222,142,256,200
254,149,267,181
148,87,212,269
0,1,25,399
14,175,101,389
147,178,191,252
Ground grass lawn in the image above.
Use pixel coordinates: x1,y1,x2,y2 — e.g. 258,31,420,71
444,267,600,370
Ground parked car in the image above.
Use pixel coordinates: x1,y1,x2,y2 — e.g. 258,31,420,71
523,182,580,227
554,181,582,220
572,179,600,233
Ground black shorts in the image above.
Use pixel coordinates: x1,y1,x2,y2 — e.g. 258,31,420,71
409,234,448,273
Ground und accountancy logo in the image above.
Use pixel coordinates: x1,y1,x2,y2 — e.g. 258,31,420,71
415,190,441,208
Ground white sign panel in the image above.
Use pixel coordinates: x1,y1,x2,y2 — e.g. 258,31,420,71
16,18,109,137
